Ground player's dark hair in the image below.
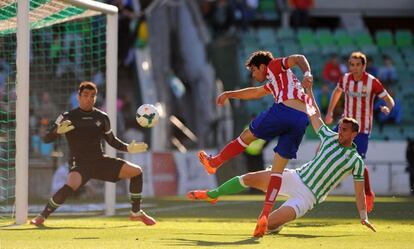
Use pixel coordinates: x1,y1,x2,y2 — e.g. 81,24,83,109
245,51,274,70
349,51,366,65
78,81,98,95
340,117,360,133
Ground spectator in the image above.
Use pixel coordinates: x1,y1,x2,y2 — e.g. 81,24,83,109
366,56,378,78
378,55,397,86
288,0,314,28
339,55,348,75
406,138,414,195
322,53,342,88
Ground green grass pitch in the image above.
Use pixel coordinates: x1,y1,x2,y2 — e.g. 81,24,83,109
1,195,413,249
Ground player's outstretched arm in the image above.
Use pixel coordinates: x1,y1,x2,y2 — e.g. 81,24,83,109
325,86,343,124
304,85,324,134
354,181,376,232
43,119,75,143
285,54,312,88
216,86,269,105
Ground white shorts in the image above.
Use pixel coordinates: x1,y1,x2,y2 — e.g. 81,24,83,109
279,169,316,218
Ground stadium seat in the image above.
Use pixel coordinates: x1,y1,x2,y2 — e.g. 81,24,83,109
257,28,276,47
395,29,413,48
258,0,279,20
316,28,335,46
353,30,374,47
334,29,354,47
361,44,379,56
280,42,301,56
376,30,394,48
321,44,339,56
276,28,295,42
302,44,320,55
297,28,317,46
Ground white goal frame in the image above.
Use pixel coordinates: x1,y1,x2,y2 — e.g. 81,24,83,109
15,0,118,224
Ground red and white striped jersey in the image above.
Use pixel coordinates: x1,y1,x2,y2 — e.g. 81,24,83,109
263,57,313,113
338,72,388,134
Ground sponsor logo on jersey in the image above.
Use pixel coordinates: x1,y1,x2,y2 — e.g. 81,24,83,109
95,120,101,127
82,117,93,120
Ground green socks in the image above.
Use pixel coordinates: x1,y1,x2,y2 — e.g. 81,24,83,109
207,176,247,199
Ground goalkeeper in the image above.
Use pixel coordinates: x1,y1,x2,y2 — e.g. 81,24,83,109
31,81,156,226
188,82,376,237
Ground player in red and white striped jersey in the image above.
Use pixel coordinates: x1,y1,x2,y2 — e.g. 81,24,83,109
198,51,315,237
325,52,395,212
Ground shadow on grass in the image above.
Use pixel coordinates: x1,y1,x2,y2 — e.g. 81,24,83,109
0,224,133,231
164,237,260,247
277,233,354,239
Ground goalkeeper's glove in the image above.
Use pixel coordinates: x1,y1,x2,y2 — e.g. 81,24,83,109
56,120,75,134
127,140,148,153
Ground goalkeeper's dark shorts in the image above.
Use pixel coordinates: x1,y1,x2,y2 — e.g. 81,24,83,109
68,155,126,184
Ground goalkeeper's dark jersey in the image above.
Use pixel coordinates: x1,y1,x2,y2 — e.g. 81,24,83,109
44,107,127,160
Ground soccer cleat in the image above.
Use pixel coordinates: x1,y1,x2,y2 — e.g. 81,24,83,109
30,215,45,226
366,191,375,213
253,215,268,238
129,210,156,226
186,190,218,204
267,225,283,235
198,151,218,175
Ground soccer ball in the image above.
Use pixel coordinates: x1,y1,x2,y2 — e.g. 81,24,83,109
136,104,159,128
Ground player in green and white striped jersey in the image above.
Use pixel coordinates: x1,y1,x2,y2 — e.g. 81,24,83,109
187,83,376,236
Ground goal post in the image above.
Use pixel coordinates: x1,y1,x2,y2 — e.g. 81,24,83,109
0,0,118,224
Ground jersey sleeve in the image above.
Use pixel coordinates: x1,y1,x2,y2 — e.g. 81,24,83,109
102,113,128,151
317,124,336,141
267,57,287,75
372,78,387,98
102,114,112,134
352,158,365,181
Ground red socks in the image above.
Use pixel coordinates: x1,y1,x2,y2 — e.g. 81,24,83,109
364,166,375,212
261,173,283,217
210,137,247,167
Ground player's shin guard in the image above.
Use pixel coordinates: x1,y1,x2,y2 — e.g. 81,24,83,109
211,137,248,167
130,174,143,213
261,173,282,218
41,184,73,218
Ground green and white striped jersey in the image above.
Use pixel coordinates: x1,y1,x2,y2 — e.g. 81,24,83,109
297,124,364,203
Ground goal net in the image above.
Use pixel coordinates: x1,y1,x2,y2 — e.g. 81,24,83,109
0,0,118,224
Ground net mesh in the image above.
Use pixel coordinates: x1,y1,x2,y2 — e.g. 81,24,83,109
0,0,108,219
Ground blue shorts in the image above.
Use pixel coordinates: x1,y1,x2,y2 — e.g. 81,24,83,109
249,103,309,159
333,125,369,159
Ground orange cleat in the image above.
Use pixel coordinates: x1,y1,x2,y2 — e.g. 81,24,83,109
366,191,375,213
198,151,218,175
186,190,218,204
253,215,268,238
30,215,45,226
129,210,156,226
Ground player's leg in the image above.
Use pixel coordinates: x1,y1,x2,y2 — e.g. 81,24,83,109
118,162,156,226
260,153,289,218
199,128,254,174
255,106,308,235
267,206,296,232
187,170,271,203
198,104,279,174
354,133,375,212
255,169,315,237
31,171,85,225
